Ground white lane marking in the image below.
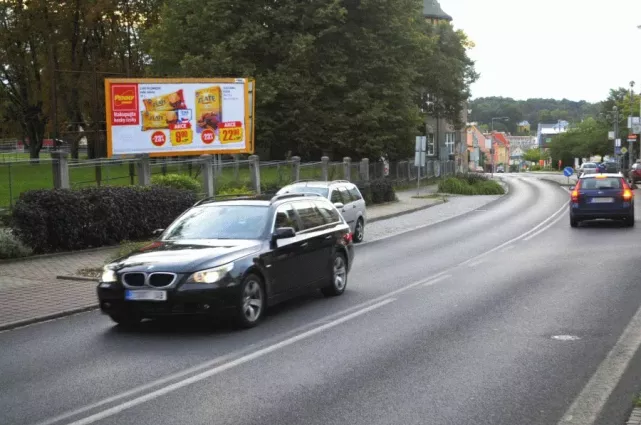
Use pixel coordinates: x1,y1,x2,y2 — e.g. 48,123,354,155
34,270,452,425
522,206,569,241
62,298,396,425
458,201,568,268
557,301,641,425
421,274,452,287
500,246,514,253
466,259,486,267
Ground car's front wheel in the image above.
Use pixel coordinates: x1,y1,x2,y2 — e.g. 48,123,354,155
353,218,365,243
321,253,348,297
235,274,265,329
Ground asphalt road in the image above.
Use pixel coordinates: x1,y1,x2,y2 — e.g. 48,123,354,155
3,175,641,425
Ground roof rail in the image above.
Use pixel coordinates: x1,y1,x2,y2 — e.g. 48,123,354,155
192,194,268,206
269,192,323,204
330,180,350,184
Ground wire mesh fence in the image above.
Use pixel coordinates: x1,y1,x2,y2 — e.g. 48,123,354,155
68,158,139,189
0,159,56,209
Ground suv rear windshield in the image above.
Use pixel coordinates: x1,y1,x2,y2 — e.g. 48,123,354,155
580,177,623,190
281,186,329,197
582,163,597,168
162,205,269,240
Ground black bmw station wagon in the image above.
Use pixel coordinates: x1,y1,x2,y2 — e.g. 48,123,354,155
97,193,355,328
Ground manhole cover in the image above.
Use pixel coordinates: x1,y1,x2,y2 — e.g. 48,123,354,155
551,335,581,341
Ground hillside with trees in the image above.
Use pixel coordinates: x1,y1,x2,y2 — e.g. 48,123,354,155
469,97,601,134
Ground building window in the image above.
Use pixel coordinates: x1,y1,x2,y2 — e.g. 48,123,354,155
446,132,455,155
426,133,435,156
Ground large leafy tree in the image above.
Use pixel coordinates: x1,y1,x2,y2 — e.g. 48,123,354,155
547,117,610,166
147,0,475,161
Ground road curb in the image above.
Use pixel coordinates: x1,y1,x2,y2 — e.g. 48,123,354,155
0,245,117,265
368,199,446,223
626,407,641,425
0,304,99,332
56,275,99,282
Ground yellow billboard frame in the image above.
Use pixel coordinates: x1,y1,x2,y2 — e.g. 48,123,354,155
104,77,256,158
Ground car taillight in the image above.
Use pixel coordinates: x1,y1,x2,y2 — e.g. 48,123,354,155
343,232,352,244
623,189,633,200
571,180,581,202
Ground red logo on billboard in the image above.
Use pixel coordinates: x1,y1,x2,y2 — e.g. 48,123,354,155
201,128,215,144
111,83,139,126
151,131,166,147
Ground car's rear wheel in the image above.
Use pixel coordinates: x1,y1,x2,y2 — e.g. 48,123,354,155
570,216,579,228
321,253,348,297
108,312,142,328
626,214,635,227
353,218,365,243
235,274,265,329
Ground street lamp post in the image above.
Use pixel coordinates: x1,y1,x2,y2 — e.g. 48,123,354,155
629,81,635,171
490,117,509,174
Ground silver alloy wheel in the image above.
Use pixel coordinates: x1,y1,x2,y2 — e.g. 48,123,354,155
354,220,364,242
333,255,347,291
242,280,263,323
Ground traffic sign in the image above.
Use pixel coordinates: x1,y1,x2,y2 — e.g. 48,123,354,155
628,134,638,142
621,147,628,154
563,166,574,177
616,146,622,155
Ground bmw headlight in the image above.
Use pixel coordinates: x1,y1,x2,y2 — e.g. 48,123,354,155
188,263,234,284
101,265,117,283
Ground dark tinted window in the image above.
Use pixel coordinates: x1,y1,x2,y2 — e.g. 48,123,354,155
330,189,343,203
347,184,363,201
314,200,341,223
163,205,268,240
274,203,300,231
338,186,353,203
292,201,326,229
581,177,623,189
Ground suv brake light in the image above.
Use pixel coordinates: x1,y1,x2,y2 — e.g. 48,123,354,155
342,232,352,244
622,179,633,200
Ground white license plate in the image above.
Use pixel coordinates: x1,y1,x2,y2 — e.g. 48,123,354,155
591,197,614,203
125,290,167,302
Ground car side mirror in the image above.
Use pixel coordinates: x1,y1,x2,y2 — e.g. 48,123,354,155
152,228,165,237
272,227,296,240
333,202,344,210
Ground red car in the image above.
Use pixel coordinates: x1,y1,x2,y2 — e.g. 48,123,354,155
629,162,641,185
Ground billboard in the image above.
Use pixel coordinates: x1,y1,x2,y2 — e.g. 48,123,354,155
105,78,255,157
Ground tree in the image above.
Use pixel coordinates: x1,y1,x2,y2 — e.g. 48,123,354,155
147,0,476,161
522,147,548,163
547,118,609,166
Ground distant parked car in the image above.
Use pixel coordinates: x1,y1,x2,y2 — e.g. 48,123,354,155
629,162,641,185
577,162,598,176
496,165,505,173
276,180,367,243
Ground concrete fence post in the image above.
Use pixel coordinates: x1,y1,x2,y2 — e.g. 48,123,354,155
249,155,261,194
136,154,151,186
201,154,214,198
233,154,240,182
321,156,330,181
51,151,70,189
360,158,370,181
291,156,301,182
343,157,351,181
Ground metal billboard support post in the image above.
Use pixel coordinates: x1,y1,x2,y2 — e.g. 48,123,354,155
415,136,426,196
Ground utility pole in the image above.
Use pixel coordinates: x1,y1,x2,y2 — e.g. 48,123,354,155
629,81,635,171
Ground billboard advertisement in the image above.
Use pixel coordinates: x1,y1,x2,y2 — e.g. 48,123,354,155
105,78,255,157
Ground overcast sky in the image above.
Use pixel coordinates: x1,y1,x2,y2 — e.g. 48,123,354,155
443,0,641,103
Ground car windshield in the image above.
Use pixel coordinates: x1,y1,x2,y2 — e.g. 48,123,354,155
581,177,623,190
162,205,269,240
280,185,329,197
583,163,596,168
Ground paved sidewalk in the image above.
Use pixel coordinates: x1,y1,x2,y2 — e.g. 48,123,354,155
0,183,494,331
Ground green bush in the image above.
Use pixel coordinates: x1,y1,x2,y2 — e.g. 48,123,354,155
151,173,202,193
217,186,255,197
438,176,505,195
530,165,542,171
0,228,32,259
11,186,197,254
357,178,396,205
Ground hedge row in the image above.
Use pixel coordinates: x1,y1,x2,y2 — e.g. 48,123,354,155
12,186,197,254
438,174,505,195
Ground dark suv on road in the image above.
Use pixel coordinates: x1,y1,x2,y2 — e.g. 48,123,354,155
97,193,355,328
569,173,634,227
